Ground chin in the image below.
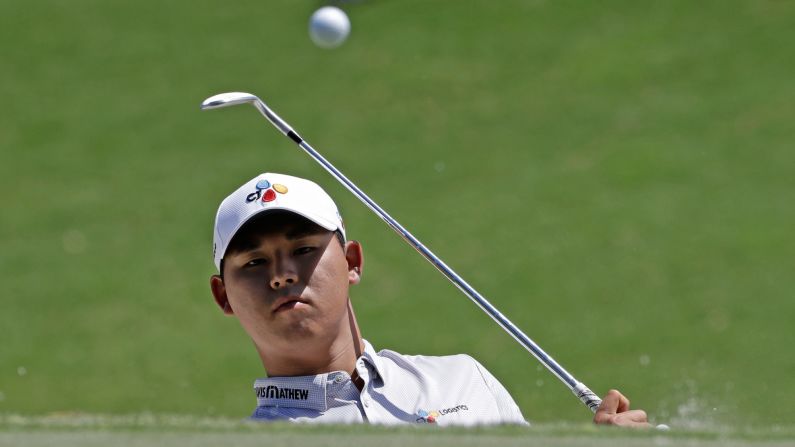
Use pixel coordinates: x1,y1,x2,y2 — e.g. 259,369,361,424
280,317,321,338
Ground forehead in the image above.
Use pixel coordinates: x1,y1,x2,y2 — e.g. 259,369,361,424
226,211,330,254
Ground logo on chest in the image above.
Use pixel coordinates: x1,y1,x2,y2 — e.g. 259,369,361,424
416,404,469,423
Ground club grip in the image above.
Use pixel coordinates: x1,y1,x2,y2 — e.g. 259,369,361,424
572,382,602,413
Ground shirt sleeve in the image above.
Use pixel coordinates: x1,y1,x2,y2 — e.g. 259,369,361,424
470,357,529,425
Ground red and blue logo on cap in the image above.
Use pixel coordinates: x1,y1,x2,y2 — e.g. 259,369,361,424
246,179,289,203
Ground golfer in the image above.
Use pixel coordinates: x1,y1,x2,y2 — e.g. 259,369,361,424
210,172,649,427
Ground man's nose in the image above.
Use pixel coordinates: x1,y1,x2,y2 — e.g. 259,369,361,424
270,262,298,290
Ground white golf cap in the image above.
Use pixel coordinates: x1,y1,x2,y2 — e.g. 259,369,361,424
212,173,345,270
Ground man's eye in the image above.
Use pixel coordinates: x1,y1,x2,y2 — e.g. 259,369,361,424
294,246,315,256
245,258,266,267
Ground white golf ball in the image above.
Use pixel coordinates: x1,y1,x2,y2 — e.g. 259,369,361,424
656,423,671,431
309,6,350,49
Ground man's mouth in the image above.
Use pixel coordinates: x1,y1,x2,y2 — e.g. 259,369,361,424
272,296,308,313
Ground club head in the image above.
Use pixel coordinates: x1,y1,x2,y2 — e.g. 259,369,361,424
201,92,259,110
200,91,297,138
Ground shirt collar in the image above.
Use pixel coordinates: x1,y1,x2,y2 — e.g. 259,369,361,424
360,339,387,384
254,373,328,411
252,339,387,410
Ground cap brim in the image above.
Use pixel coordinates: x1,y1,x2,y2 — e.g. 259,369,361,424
218,206,341,262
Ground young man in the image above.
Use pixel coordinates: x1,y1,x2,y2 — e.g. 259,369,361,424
210,172,649,427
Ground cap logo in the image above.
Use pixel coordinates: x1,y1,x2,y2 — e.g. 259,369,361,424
246,179,288,203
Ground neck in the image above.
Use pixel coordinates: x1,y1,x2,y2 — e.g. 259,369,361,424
258,299,364,377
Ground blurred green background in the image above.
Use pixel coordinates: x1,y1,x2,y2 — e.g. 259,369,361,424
1,0,793,430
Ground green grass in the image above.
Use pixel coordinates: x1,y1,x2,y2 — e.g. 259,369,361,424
2,413,794,447
0,0,793,439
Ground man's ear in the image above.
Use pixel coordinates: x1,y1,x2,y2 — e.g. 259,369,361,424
210,275,234,315
345,240,363,285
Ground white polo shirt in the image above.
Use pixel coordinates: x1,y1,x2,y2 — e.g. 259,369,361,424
251,340,528,426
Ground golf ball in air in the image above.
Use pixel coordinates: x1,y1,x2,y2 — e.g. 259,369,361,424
309,6,350,48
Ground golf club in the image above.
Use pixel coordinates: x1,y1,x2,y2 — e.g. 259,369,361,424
201,91,603,413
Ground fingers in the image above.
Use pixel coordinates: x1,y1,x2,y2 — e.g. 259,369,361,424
613,409,650,428
593,389,651,428
597,389,628,415
593,410,613,425
615,389,630,413
594,409,650,427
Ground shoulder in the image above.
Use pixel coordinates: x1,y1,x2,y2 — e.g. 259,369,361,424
373,347,499,398
372,347,527,425
376,347,481,375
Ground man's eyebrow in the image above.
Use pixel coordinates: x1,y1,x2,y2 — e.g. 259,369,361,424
231,238,261,254
228,224,329,256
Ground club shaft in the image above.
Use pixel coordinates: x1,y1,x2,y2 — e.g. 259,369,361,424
248,96,602,413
